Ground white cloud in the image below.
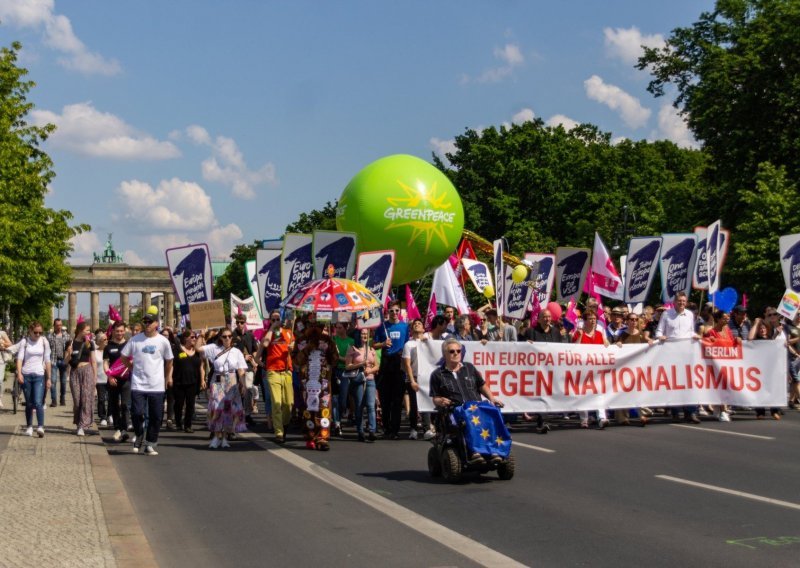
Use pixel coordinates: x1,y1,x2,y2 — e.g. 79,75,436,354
121,250,146,266
604,26,665,66
653,103,699,148
68,230,102,264
584,75,651,128
31,102,180,160
545,114,580,131
512,108,535,125
186,125,277,199
429,137,457,161
462,42,525,84
0,0,121,75
145,224,243,259
117,178,216,230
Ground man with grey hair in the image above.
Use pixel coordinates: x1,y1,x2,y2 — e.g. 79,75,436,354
453,314,477,342
429,337,505,465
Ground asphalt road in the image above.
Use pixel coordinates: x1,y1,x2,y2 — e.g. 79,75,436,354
106,409,800,567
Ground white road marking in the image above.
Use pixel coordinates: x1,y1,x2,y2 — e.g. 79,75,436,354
656,475,800,511
669,423,774,440
512,441,556,454
240,432,528,568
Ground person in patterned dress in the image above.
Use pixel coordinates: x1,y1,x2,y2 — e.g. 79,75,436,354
295,324,338,451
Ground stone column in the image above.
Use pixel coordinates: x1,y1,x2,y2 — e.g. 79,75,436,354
164,291,175,328
120,292,129,325
90,291,100,331
142,291,151,313
68,291,77,334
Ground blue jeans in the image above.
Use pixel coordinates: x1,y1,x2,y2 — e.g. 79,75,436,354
23,374,45,427
333,367,350,426
52,360,68,404
131,390,165,447
351,375,376,434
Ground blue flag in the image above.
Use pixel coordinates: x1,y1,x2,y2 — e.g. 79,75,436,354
453,401,511,458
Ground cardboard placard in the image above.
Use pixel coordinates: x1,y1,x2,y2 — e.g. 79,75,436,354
189,300,226,329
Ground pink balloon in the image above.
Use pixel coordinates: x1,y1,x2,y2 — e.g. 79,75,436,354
546,302,562,320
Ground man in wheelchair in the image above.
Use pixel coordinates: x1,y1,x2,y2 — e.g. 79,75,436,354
429,337,509,467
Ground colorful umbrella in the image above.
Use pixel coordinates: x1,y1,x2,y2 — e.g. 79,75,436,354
282,276,382,316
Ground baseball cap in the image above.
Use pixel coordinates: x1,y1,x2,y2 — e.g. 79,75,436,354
142,305,159,322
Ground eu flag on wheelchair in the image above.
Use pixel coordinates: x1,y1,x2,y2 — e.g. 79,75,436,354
453,401,511,458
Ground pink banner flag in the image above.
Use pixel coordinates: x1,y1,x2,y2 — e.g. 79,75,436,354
565,299,578,328
589,232,623,300
405,285,421,320
529,289,542,328
425,292,437,331
77,313,85,324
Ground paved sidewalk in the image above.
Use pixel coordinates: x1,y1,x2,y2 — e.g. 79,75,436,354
0,384,157,568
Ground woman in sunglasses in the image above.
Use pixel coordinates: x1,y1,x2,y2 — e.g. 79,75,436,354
199,327,248,448
16,321,52,437
749,308,784,420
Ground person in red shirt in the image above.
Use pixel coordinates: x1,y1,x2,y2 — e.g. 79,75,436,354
703,309,737,422
572,309,610,429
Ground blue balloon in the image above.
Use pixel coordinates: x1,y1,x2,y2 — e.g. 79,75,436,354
712,287,738,313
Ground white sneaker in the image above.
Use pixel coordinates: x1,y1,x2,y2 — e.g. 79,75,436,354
144,445,158,456
209,437,221,449
100,419,108,427
43,403,47,409
221,438,231,449
719,411,731,422
113,430,122,442
25,426,33,437
698,407,709,416
408,429,418,440
108,416,114,426
77,428,85,436
126,425,134,432
36,427,44,438
423,429,436,441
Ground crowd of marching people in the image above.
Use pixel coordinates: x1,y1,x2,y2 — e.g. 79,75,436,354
1,294,798,454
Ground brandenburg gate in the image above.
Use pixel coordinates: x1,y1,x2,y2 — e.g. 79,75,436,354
65,236,177,332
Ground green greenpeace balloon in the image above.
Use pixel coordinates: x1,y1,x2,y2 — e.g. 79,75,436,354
337,154,464,284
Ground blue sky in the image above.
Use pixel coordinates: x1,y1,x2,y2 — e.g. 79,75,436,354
1,0,713,271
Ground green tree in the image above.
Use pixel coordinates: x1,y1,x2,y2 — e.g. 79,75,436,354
213,240,261,317
434,120,709,259
0,41,88,332
637,0,800,222
729,163,800,310
285,200,338,234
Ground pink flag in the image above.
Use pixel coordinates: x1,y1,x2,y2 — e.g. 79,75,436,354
742,293,748,308
565,299,578,327
589,232,623,300
77,313,85,324
424,292,437,331
108,304,122,323
405,285,421,320
529,290,542,328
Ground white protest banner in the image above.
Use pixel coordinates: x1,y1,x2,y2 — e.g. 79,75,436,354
431,259,470,315
707,219,722,294
777,289,800,320
493,239,506,316
525,253,556,307
230,293,261,328
693,226,730,291
416,339,785,413
312,230,357,279
625,237,662,304
779,234,800,293
555,247,591,303
281,233,313,300
166,243,213,316
256,248,283,318
503,265,533,320
461,258,493,294
355,250,395,303
244,260,261,318
659,233,697,303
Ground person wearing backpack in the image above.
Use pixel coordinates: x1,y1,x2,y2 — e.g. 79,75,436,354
16,321,52,437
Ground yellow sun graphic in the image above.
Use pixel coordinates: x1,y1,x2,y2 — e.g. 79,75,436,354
384,180,455,253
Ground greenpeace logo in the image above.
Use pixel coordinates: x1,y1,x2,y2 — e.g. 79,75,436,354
701,344,742,360
383,208,455,223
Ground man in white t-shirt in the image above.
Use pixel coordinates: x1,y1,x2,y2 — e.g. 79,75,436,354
121,308,173,455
